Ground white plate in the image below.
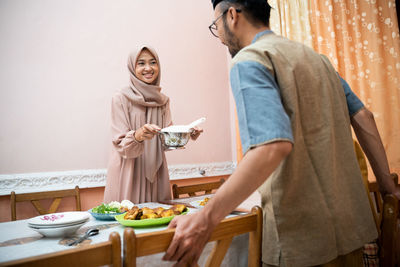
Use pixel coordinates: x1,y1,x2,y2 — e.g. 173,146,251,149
28,218,89,229
29,221,87,237
27,211,90,227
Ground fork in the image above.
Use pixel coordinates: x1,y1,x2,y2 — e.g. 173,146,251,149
67,228,99,246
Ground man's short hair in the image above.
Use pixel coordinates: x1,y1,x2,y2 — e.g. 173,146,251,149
211,0,271,27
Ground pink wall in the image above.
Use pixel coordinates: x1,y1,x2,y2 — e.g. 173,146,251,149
0,0,234,174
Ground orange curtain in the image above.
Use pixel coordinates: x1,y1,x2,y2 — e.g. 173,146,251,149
235,0,400,177
309,0,400,177
269,0,313,47
234,106,244,162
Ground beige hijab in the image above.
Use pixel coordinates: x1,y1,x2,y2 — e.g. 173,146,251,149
121,46,169,183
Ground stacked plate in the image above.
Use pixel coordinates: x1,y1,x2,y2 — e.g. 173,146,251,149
27,211,90,237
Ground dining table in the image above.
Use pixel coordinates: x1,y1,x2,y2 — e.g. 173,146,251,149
0,192,261,266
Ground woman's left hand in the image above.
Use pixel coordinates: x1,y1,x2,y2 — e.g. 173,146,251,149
190,127,203,141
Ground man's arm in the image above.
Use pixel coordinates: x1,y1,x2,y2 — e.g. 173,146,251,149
163,140,292,266
351,108,400,199
205,140,292,225
339,75,399,198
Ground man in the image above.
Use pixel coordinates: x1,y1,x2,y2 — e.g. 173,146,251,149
163,0,400,266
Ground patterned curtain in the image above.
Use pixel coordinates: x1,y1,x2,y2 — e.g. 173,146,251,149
269,0,313,47
309,0,400,176
234,0,400,177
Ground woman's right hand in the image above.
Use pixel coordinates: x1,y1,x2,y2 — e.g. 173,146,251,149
134,124,161,142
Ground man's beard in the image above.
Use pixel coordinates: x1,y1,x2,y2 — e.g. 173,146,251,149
223,20,241,57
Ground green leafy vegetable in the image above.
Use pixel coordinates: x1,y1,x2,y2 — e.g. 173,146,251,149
92,203,121,214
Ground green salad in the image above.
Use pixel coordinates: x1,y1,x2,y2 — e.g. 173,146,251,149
91,203,121,214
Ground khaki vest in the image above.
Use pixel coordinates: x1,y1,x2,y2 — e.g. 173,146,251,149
231,33,377,266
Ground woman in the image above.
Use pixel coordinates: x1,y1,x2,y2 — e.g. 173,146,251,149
104,46,201,203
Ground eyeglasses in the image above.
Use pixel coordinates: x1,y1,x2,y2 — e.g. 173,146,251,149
208,8,241,38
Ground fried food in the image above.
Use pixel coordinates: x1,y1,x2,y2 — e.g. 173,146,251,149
141,213,161,219
142,207,155,215
160,209,176,218
119,206,129,213
199,197,210,206
124,206,140,220
123,204,187,220
153,207,165,216
171,204,187,213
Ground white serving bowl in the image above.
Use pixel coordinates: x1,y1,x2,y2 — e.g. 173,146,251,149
29,221,86,237
159,131,190,148
159,118,205,148
27,211,90,227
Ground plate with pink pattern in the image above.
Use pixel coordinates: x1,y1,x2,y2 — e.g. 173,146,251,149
27,211,90,227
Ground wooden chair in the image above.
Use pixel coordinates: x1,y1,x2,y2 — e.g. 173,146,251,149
123,206,262,267
172,178,225,199
368,174,399,266
380,193,399,266
368,174,399,230
2,232,122,267
10,186,81,221
353,140,400,266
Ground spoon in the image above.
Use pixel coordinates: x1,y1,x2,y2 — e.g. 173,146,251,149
68,228,99,246
186,117,206,130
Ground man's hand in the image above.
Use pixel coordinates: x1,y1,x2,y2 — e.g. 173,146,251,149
162,141,292,266
163,211,216,266
393,187,400,200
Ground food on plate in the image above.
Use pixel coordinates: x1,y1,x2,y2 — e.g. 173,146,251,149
92,200,134,214
199,197,210,206
160,209,176,218
92,203,121,214
171,204,186,213
141,213,160,219
153,207,165,216
123,204,187,220
124,206,140,220
142,207,155,215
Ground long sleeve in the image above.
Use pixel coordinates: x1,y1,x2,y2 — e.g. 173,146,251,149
110,94,144,159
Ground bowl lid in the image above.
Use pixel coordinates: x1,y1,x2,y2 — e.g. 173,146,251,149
161,125,191,133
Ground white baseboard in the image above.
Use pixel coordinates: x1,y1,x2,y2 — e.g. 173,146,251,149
0,161,236,195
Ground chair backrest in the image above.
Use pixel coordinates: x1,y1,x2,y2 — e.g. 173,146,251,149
354,139,400,265
368,173,399,229
10,185,81,221
369,174,400,267
172,178,225,199
2,232,122,267
123,206,262,267
379,193,399,267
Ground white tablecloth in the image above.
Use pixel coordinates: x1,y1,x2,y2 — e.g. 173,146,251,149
0,201,256,266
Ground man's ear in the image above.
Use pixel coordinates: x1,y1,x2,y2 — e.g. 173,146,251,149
227,6,240,27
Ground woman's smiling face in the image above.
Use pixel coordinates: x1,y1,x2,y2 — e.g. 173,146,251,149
135,48,159,85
